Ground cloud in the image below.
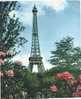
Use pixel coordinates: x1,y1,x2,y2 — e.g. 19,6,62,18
19,0,68,12
9,1,45,26
47,0,68,12
9,0,68,26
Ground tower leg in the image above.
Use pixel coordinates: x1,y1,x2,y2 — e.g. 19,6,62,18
28,63,33,72
38,64,45,73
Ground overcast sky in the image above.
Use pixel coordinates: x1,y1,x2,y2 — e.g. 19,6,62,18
11,0,80,71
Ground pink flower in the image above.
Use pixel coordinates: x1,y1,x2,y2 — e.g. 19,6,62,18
6,70,14,77
77,92,81,96
0,59,4,66
0,71,3,78
0,51,6,58
78,75,81,80
73,92,81,96
78,86,81,90
14,61,22,65
63,71,73,80
56,71,73,80
50,84,58,93
56,73,64,80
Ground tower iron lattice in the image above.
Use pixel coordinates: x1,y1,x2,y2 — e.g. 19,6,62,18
28,5,45,73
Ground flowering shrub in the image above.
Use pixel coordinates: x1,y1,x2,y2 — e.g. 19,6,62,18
54,72,81,97
0,51,81,98
0,51,15,78
0,50,25,99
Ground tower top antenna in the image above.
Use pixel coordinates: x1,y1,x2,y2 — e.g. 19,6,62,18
32,4,38,13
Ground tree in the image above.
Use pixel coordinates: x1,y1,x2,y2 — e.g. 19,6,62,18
72,47,81,68
49,36,81,67
0,2,27,99
0,1,27,51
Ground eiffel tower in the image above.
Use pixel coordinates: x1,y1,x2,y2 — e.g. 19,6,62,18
28,5,45,73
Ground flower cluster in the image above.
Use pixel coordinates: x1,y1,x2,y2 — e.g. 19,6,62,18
0,51,15,66
56,71,73,80
55,71,81,97
73,91,81,97
6,70,14,77
0,70,14,78
0,51,15,78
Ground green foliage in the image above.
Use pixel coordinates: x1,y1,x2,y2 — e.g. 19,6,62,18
50,36,81,68
0,1,27,51
46,66,81,78
0,2,27,99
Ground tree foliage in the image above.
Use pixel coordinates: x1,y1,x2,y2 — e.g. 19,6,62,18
0,2,27,99
50,36,81,67
0,1,27,51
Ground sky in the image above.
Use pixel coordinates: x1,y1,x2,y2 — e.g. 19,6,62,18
10,0,80,71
